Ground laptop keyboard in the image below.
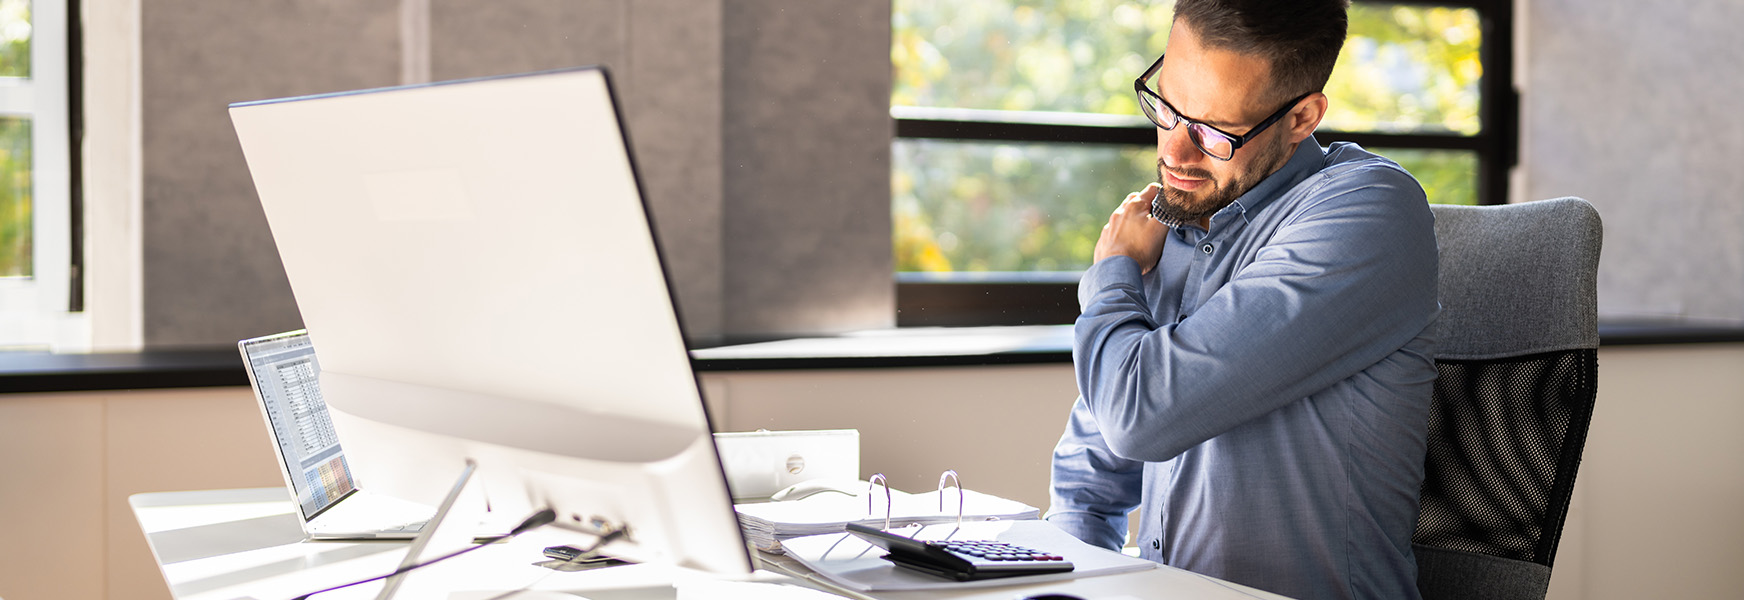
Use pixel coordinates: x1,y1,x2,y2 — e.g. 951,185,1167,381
377,520,427,533
313,516,426,535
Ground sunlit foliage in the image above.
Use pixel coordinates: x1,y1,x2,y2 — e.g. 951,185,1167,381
0,0,30,278
893,0,1483,272
0,117,32,278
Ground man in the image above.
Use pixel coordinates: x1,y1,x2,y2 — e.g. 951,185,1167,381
1045,1,1439,599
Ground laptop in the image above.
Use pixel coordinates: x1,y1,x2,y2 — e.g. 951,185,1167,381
239,329,434,540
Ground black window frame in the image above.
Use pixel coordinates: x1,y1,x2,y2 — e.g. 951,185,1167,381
893,0,1517,328
69,0,85,312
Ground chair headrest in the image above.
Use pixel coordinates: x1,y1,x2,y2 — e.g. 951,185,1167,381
1430,197,1602,360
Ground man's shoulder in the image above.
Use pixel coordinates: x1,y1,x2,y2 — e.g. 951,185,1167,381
1276,142,1429,214
1244,142,1434,239
1316,141,1420,188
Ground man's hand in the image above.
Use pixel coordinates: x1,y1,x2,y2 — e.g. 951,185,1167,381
1093,183,1170,274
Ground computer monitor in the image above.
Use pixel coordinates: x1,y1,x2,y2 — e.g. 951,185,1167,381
228,66,752,575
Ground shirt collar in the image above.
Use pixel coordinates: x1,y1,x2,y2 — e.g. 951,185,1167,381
1211,134,1326,226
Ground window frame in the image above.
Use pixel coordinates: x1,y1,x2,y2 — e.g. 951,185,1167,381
0,0,85,349
892,0,1516,327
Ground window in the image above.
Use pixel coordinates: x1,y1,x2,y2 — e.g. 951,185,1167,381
892,0,1514,326
0,0,81,349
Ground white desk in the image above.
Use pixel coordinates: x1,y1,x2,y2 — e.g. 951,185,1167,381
131,488,1289,600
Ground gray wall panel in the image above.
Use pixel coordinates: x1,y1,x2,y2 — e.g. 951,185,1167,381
722,1,894,337
142,0,400,346
429,0,625,81
625,0,726,341
1523,0,1744,321
428,0,725,340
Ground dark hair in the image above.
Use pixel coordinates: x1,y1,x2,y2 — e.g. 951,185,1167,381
1172,0,1350,104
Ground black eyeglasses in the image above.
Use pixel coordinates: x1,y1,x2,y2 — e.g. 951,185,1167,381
1134,53,1312,161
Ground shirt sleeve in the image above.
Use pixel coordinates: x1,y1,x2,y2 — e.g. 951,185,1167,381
1073,166,1438,463
1046,395,1144,551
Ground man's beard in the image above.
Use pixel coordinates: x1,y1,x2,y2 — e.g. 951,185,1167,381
1152,135,1292,227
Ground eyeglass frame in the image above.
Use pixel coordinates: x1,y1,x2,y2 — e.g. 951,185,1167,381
1134,53,1315,161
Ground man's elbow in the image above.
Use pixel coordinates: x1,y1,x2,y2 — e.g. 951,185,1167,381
1099,424,1185,463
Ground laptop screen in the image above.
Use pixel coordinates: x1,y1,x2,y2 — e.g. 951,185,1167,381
241,331,357,519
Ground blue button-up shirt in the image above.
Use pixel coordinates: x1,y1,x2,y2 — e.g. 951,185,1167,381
1047,137,1439,600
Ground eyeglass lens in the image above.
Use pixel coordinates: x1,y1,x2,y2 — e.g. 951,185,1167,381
1141,92,1236,160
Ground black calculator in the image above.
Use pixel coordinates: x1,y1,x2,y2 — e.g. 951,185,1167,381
844,522,1075,582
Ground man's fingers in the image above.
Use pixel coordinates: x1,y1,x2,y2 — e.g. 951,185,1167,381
1116,183,1165,221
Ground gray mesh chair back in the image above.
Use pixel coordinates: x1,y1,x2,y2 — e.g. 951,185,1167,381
1414,197,1602,600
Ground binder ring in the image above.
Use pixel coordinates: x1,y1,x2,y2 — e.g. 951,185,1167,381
937,469,964,528
867,473,892,530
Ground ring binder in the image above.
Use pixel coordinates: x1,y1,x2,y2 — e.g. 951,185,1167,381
736,467,1043,555
868,473,892,530
937,470,963,528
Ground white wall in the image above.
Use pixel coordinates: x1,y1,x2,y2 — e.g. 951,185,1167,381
0,387,281,600
700,345,1744,600
702,363,1080,509
4,343,1739,600
1545,344,1744,600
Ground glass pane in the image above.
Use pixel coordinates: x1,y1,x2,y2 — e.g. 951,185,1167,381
0,116,31,277
1372,147,1477,205
895,143,1477,273
895,1,1482,136
1324,4,1482,135
0,0,29,77
893,0,1169,116
894,139,1152,272
892,2,1488,274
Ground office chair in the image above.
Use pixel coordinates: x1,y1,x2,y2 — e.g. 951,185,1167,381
1412,197,1602,600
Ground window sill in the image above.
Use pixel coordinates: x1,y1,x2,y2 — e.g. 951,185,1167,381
4,320,1740,393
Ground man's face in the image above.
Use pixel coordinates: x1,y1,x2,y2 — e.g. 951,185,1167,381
1150,21,1301,226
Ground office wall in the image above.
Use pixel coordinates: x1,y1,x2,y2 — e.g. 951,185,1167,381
134,0,892,348
1519,0,1744,321
1547,344,1744,600
0,387,280,600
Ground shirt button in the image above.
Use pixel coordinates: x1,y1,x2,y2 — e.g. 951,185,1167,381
1200,243,1214,255
1152,539,1161,549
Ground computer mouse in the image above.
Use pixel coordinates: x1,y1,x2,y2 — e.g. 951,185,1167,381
770,478,863,501
1018,594,1086,600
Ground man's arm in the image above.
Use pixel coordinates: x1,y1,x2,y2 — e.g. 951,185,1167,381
1076,166,1438,463
1046,396,1144,551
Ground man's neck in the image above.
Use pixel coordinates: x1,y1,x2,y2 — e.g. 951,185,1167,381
1198,140,1302,232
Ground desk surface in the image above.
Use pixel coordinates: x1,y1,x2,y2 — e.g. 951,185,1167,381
131,488,1289,600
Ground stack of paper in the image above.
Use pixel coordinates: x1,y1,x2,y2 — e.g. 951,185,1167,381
778,519,1157,592
734,485,1040,553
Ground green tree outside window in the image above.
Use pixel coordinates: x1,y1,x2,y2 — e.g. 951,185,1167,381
0,0,31,278
893,1,1483,273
